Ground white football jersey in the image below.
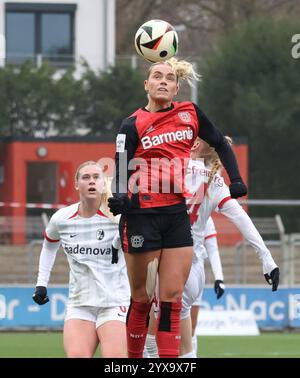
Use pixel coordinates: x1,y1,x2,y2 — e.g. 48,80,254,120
45,203,130,307
185,159,231,261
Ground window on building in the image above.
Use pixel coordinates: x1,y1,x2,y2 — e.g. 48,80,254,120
27,162,58,204
5,3,76,67
6,12,35,64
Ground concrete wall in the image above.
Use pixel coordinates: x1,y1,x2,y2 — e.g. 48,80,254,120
1,244,296,285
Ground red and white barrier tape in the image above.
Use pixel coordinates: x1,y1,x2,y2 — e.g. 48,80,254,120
1,200,300,209
0,202,66,209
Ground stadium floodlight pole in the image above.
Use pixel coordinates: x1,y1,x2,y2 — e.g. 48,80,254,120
36,53,42,68
175,22,198,104
131,54,138,69
104,0,115,68
191,62,198,105
0,34,5,67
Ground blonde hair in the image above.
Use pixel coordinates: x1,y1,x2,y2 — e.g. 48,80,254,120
206,136,233,192
75,161,119,224
148,57,201,87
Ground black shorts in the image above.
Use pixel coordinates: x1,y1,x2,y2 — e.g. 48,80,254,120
119,211,193,253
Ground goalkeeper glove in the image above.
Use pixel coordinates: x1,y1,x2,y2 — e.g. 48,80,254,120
108,195,132,216
32,286,49,305
264,267,280,291
229,179,247,199
111,246,119,264
214,280,225,299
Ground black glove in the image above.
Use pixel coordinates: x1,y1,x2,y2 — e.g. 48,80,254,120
32,286,49,305
214,280,225,299
264,267,280,291
108,195,132,216
111,246,119,264
229,179,247,199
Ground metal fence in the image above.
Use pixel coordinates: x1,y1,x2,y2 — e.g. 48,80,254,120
0,210,299,286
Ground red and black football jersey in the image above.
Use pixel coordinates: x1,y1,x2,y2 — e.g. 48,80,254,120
113,101,242,214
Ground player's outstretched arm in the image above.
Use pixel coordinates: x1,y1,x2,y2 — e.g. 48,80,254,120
205,235,225,299
32,238,60,304
110,118,139,216
218,199,279,291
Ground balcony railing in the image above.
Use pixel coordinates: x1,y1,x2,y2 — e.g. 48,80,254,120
5,53,75,69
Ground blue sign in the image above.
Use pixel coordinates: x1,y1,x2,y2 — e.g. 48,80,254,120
201,287,300,329
0,286,68,328
0,286,300,329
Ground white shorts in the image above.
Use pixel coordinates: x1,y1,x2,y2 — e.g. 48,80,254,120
65,304,128,329
181,258,205,319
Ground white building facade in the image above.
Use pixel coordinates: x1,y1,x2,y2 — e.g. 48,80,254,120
0,0,115,70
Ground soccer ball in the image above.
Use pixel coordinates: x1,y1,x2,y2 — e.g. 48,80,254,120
134,19,178,63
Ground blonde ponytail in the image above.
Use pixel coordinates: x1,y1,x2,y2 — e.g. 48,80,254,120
207,159,222,190
149,57,201,87
206,136,233,195
100,177,120,224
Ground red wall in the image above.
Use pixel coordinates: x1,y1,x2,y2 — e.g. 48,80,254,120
0,141,115,243
0,144,12,215
0,141,248,245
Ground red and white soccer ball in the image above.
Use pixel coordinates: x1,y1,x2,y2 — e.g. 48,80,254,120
134,19,178,63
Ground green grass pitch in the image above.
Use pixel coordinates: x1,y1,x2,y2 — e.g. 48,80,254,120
0,332,299,358
198,333,300,358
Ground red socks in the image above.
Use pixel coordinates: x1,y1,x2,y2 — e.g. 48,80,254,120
156,299,182,358
126,299,152,358
126,298,182,358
